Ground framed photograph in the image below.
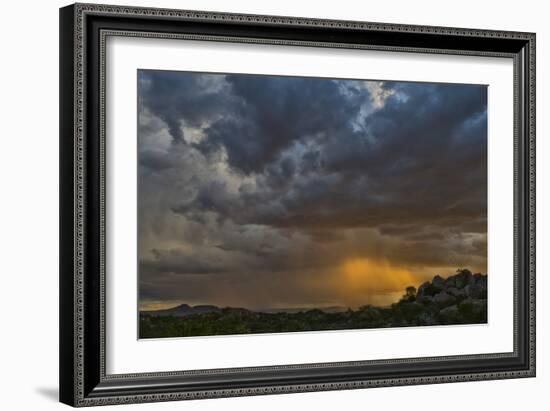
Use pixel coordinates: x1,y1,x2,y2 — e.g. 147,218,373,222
59,3,536,407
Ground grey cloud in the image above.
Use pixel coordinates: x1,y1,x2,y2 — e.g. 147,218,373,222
166,79,487,236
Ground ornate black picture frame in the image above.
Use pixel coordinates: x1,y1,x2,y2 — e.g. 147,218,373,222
59,3,535,407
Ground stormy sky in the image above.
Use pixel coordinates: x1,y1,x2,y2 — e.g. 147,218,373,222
137,69,487,311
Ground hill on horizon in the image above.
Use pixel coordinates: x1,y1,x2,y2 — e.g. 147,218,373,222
140,303,348,317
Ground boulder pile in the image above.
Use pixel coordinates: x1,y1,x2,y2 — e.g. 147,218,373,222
395,269,487,326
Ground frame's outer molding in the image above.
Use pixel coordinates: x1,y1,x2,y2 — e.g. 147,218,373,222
59,4,77,405
59,2,536,407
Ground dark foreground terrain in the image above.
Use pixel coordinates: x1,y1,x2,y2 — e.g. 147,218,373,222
140,269,487,338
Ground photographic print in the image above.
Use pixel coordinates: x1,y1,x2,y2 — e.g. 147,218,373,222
137,70,488,339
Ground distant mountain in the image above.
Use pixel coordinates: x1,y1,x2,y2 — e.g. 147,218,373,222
141,304,222,317
141,304,348,317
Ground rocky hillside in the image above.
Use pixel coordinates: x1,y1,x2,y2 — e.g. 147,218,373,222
390,269,487,326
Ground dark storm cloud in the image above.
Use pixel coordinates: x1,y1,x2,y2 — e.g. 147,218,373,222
321,82,487,175
155,77,487,235
197,75,367,174
137,70,488,308
138,70,240,143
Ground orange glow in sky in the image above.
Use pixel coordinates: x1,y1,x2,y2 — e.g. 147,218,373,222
337,257,425,306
